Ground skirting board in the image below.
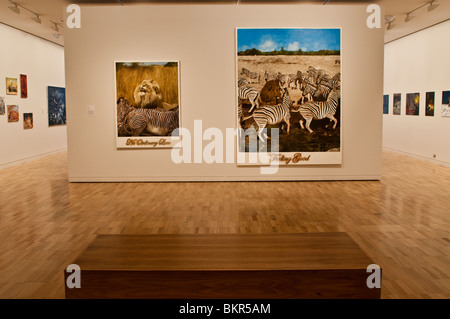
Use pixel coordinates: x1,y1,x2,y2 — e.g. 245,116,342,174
68,175,381,182
383,148,450,168
0,148,67,171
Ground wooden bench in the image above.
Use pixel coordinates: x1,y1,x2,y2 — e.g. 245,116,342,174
64,233,381,299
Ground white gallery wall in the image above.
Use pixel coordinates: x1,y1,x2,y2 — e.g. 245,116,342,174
383,19,450,165
65,4,384,182
0,23,67,169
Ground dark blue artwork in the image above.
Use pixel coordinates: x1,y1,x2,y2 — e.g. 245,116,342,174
48,86,66,126
383,95,389,114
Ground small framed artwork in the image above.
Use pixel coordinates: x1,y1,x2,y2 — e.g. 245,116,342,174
47,86,66,126
23,113,33,129
425,92,434,116
0,97,5,115
383,95,389,114
7,105,19,122
442,91,450,118
6,77,18,95
393,93,401,115
406,93,419,116
20,74,28,98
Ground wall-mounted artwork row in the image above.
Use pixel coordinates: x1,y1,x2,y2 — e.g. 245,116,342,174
0,97,5,115
236,28,341,166
47,86,66,126
393,93,401,115
7,105,19,122
23,113,33,129
6,77,17,95
406,93,419,116
115,61,180,149
442,91,450,118
383,95,389,114
425,92,435,117
20,74,28,99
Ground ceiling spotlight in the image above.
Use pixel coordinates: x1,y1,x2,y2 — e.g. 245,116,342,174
53,34,61,40
8,1,20,14
50,22,59,32
387,22,395,30
384,15,396,24
405,12,415,23
31,14,41,24
428,0,439,12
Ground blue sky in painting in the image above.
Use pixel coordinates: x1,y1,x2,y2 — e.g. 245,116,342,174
237,28,341,52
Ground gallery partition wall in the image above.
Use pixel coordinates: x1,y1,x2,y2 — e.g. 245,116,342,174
65,4,384,182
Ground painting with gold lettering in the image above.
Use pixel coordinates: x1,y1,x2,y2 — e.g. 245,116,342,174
236,28,342,166
115,61,181,149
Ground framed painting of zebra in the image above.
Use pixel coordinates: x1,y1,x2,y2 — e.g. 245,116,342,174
47,86,66,126
115,61,181,149
405,93,419,116
441,91,450,118
236,28,342,166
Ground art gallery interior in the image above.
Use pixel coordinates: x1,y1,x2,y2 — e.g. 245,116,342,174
0,0,449,301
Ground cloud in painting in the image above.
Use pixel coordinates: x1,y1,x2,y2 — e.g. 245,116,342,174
287,41,300,51
258,40,278,52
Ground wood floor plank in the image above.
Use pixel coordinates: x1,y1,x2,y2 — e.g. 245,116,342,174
0,150,449,298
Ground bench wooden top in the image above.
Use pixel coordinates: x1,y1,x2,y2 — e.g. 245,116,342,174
72,233,374,271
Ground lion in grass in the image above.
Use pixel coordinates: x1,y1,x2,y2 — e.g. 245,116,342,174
133,79,164,108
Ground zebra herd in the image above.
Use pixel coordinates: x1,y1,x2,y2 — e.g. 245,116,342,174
238,65,341,138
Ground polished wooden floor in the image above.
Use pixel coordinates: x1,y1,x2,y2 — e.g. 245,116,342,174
0,151,449,299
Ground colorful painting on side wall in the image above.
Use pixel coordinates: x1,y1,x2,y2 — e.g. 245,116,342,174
20,74,28,98
442,91,450,118
115,61,181,149
236,28,342,166
7,105,19,122
0,97,5,115
425,92,434,116
406,93,419,116
383,95,389,114
6,77,18,95
23,113,33,129
393,93,401,115
47,86,66,126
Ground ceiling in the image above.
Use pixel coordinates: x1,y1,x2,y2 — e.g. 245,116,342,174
0,0,449,47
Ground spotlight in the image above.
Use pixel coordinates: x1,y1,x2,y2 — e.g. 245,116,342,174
405,12,414,23
428,0,439,12
53,34,61,40
31,14,41,24
50,22,59,32
8,1,20,14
